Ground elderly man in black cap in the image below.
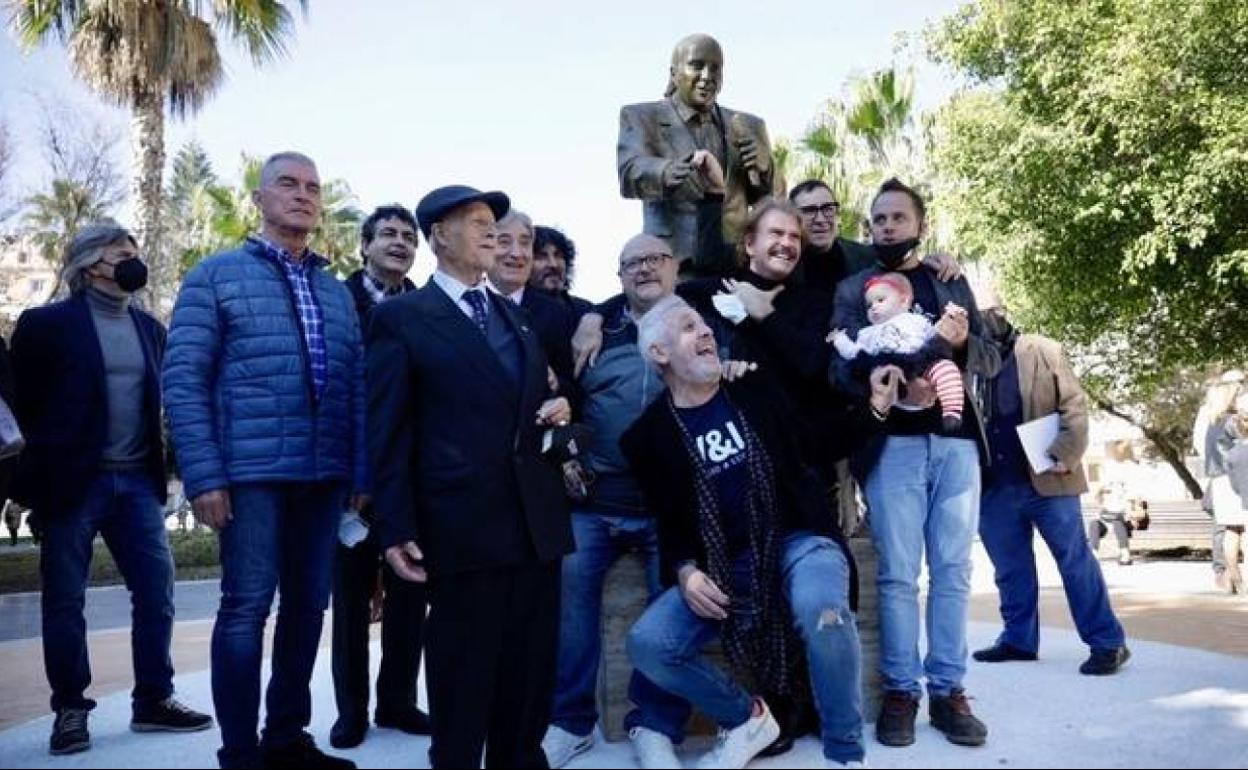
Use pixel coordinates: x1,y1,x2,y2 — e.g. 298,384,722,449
368,186,574,768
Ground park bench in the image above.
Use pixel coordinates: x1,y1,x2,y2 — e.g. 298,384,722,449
1083,499,1214,556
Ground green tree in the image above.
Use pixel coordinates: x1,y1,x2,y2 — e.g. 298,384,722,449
928,0,1248,496
784,66,933,242
165,140,219,270
9,0,306,314
179,154,363,277
22,107,126,298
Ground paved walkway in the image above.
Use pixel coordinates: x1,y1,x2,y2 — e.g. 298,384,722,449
0,544,1245,767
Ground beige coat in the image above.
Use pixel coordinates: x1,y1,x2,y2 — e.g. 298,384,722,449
1012,334,1090,497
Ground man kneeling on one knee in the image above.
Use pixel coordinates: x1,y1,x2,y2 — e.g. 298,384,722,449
621,295,899,769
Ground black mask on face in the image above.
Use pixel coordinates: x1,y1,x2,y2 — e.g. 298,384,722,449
112,258,149,293
873,237,922,270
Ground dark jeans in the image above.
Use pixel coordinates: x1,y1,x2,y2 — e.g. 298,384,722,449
552,511,690,740
331,530,427,724
426,561,560,769
212,481,343,763
40,470,175,713
980,481,1125,654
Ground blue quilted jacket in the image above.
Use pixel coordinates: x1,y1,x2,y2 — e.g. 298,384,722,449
163,240,368,499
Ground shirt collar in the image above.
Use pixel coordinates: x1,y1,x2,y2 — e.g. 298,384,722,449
248,234,328,270
670,97,719,127
432,268,485,302
486,279,524,305
363,269,406,298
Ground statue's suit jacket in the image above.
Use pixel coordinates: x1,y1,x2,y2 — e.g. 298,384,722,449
617,98,773,275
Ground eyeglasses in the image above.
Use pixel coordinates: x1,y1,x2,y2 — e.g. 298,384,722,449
798,203,840,221
619,252,673,275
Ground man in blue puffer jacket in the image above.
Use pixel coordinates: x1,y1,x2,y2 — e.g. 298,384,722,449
164,152,366,770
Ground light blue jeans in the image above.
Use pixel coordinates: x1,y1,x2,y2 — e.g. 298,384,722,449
627,532,865,763
864,435,981,698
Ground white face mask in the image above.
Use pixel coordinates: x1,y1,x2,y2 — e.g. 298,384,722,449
712,292,747,325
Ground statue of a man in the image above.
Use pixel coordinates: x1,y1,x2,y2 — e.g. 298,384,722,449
617,33,774,276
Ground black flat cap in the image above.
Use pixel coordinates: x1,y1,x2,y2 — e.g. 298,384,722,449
414,185,510,239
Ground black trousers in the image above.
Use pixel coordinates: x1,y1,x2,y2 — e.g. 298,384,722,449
426,561,560,769
331,535,427,724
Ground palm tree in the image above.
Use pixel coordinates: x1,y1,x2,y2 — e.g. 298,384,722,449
788,66,926,241
25,179,116,298
9,0,306,314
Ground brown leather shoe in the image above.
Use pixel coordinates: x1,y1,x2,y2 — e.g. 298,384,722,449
929,689,987,747
875,690,918,747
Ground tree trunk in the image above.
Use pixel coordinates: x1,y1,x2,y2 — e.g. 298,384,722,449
132,89,169,319
1093,396,1206,500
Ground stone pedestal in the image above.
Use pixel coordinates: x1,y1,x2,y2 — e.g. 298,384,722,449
594,536,882,741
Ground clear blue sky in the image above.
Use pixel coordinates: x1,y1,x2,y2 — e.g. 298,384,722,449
0,0,966,300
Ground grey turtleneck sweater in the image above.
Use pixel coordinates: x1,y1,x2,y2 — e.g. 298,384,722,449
85,287,148,467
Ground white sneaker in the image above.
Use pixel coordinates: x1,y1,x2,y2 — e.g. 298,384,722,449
630,726,682,769
541,725,593,769
827,760,868,768
696,699,780,769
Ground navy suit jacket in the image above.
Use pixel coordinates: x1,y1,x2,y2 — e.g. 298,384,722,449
10,294,168,513
367,282,572,577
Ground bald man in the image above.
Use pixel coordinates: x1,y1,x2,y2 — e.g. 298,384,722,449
617,33,773,277
542,234,692,769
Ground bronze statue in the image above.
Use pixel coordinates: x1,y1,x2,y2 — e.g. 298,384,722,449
617,34,774,276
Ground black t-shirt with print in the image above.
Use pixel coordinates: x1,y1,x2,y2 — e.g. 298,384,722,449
675,390,752,555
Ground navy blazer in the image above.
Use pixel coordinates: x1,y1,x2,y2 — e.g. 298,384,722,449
10,294,168,514
367,282,572,577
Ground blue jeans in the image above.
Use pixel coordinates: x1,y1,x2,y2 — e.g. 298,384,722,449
212,482,342,760
980,480,1125,653
40,470,175,713
627,533,864,763
864,435,980,698
553,511,691,740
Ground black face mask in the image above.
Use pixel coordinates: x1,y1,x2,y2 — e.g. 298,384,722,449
873,237,922,270
112,258,149,293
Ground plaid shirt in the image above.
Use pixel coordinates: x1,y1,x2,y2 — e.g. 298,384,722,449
361,270,407,306
249,235,329,400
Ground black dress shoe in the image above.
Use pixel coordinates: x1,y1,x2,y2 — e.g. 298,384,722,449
1079,646,1130,676
329,717,367,750
375,706,432,736
264,733,356,769
972,642,1038,663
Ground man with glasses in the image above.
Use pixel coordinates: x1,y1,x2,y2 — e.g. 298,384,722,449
789,180,962,294
788,181,875,294
542,234,693,769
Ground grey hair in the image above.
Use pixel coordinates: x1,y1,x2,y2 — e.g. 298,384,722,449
496,208,533,237
259,151,318,187
63,222,137,295
636,294,693,366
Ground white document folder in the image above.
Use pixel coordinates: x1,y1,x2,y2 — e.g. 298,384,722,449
1015,413,1061,474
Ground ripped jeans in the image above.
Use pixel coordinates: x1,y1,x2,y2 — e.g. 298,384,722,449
628,532,864,763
